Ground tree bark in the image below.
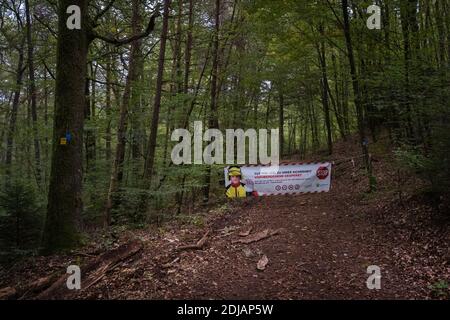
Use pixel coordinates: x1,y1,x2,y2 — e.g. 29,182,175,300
143,0,171,181
162,0,184,168
24,0,42,184
5,40,25,170
84,73,95,174
183,0,194,95
104,0,145,226
279,92,284,157
42,0,90,253
331,52,346,140
105,52,112,161
341,0,373,190
316,27,333,155
400,0,416,140
202,0,221,203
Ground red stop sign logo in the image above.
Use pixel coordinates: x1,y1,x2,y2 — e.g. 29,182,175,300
316,166,329,180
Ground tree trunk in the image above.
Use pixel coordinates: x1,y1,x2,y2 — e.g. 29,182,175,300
202,0,221,203
104,0,145,226
105,52,112,161
163,0,183,168
316,28,333,155
331,53,346,140
341,0,374,190
5,40,25,170
184,0,194,95
42,0,90,253
143,0,171,181
84,74,95,174
177,0,196,212
444,0,450,66
279,92,284,157
24,0,42,184
435,0,446,67
129,17,145,175
400,0,416,140
89,63,97,171
44,67,49,165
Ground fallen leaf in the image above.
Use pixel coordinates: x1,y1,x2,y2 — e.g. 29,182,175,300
242,248,253,258
239,227,253,237
257,255,269,271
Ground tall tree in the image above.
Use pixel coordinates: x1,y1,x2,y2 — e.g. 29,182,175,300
278,92,284,156
316,24,333,155
42,0,160,252
341,0,373,190
143,0,171,181
183,0,194,95
105,50,113,161
5,39,25,170
24,0,41,183
104,0,144,226
202,0,221,203
42,0,90,253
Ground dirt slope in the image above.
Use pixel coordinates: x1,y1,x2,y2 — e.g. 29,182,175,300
1,138,449,299
74,146,449,299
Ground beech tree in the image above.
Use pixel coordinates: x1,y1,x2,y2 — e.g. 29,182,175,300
42,0,160,253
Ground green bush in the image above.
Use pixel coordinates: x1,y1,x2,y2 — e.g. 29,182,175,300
0,180,44,263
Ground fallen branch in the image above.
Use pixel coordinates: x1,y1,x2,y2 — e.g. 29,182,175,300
232,228,282,244
238,227,253,237
35,240,143,299
162,257,180,268
177,230,210,251
0,272,60,300
72,251,97,258
0,287,16,300
18,273,60,300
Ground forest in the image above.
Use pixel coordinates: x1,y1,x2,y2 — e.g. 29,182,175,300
0,0,449,300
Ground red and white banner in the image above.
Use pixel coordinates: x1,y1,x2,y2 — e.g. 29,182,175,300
224,162,332,196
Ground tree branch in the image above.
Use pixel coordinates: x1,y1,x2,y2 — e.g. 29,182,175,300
94,0,117,22
92,4,161,46
325,0,344,30
33,14,57,38
42,60,55,80
87,76,124,88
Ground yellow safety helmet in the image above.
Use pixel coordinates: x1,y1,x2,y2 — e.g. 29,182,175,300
228,166,242,178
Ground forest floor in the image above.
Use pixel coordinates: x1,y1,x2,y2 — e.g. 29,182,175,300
1,136,449,299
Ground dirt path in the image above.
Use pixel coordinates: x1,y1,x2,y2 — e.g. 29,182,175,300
1,144,448,299
70,163,447,300
140,194,412,299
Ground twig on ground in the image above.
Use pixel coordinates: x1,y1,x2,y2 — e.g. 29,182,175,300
232,228,282,244
177,230,210,251
238,227,253,237
162,257,180,268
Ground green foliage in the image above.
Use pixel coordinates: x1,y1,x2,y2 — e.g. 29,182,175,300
429,280,449,299
369,174,377,192
111,187,153,226
394,131,450,196
426,122,450,194
82,159,111,226
0,179,44,263
394,147,430,173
